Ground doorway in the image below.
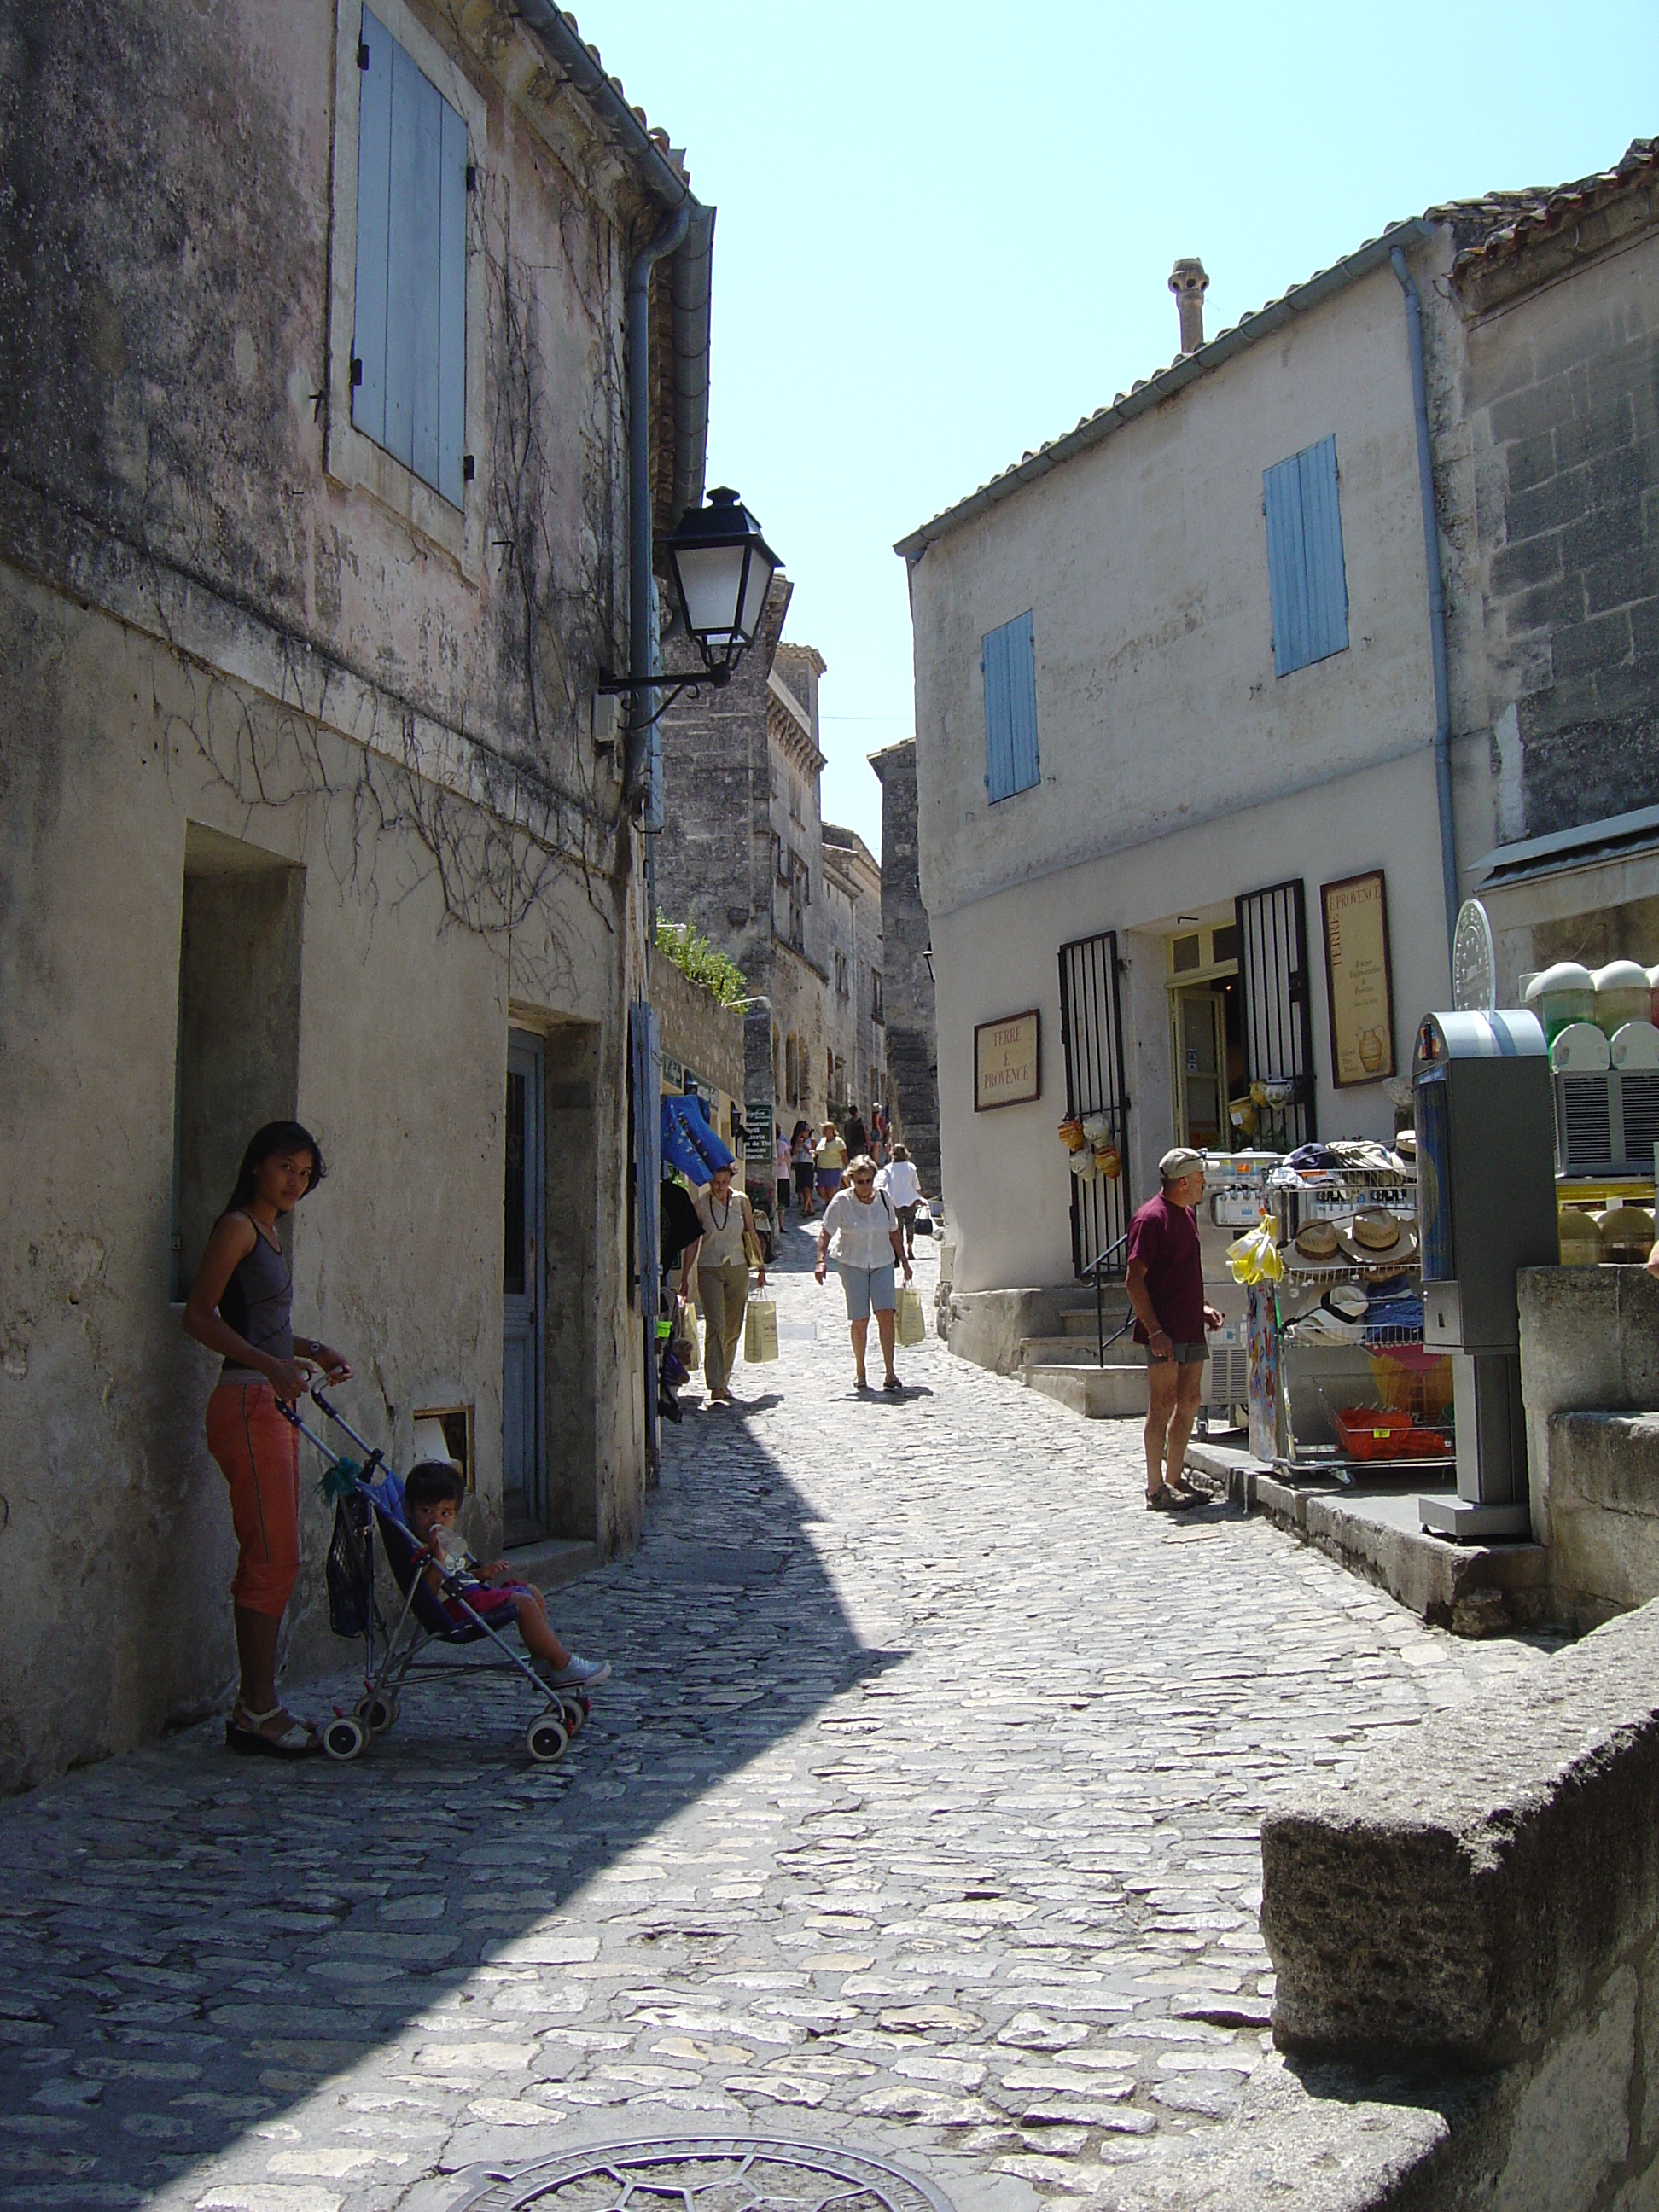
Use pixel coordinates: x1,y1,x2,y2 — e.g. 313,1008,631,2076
503,1028,544,1544
1173,987,1227,1150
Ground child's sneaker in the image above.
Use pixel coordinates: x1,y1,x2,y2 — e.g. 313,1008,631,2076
543,1654,610,1689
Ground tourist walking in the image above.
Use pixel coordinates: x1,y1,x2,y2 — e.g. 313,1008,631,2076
183,1121,352,1756
814,1121,848,1208
695,1161,765,1405
790,1121,818,1217
877,1143,923,1257
870,1102,891,1165
1125,1146,1220,1510
775,1127,794,1220
815,1155,912,1393
841,1104,868,1161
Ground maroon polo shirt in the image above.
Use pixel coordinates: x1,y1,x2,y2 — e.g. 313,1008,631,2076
1125,1189,1207,1345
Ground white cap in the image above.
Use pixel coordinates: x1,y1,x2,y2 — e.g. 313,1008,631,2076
1159,1146,1205,1179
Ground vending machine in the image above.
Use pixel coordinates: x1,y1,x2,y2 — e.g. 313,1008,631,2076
1412,1009,1558,1540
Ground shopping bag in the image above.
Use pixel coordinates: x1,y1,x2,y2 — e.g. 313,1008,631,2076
1226,1214,1284,1286
743,1297,779,1364
670,1296,700,1374
896,1284,927,1347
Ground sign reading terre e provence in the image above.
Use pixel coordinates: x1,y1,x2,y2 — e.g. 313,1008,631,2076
1320,870,1396,1087
975,1010,1041,1111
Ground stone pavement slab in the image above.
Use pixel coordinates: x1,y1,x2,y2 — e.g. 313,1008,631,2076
0,1220,1562,2211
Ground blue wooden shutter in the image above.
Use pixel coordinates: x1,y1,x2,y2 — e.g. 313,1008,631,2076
354,8,468,505
983,610,1039,801
1263,434,1348,676
352,9,393,451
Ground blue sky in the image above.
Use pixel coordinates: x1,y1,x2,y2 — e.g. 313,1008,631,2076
604,3,1659,853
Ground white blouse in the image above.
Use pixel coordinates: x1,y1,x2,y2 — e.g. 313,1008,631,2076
823,1186,900,1270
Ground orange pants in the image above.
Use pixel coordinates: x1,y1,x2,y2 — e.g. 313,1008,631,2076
205,1381,301,1617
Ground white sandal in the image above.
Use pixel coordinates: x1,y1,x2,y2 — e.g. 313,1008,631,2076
226,1703,316,1758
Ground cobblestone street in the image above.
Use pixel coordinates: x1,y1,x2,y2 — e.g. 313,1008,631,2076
1,1221,1557,2212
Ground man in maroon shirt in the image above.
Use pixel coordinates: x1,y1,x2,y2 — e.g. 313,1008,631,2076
1125,1147,1222,1510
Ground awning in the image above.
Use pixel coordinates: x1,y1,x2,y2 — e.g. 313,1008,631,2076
1471,801,1659,889
661,1092,734,1185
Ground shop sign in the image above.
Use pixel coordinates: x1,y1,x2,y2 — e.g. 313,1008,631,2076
744,1099,774,1168
661,1052,684,1091
1320,870,1396,1086
975,1010,1041,1110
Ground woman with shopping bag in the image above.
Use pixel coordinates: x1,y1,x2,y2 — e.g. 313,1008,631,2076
814,1155,912,1394
694,1161,765,1405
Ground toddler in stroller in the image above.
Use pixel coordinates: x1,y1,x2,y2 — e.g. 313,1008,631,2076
402,1462,608,1692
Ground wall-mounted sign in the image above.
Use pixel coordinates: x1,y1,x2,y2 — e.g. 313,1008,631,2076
975,1010,1041,1111
1320,870,1396,1087
744,1100,773,1168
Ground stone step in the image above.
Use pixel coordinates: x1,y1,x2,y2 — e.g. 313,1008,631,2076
1020,1333,1139,1367
1026,1364,1150,1419
1061,1302,1132,1336
500,1535,600,1590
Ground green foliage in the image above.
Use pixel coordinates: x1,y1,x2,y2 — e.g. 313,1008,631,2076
655,918,748,1008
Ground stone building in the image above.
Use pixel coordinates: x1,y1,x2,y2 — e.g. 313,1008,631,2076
0,0,711,1785
870,739,940,1190
652,954,745,1156
822,825,888,1130
1429,141,1659,989
657,611,885,1165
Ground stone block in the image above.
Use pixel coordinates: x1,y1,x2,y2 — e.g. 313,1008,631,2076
1520,1266,1659,1416
1552,608,1633,680
1491,530,1564,597
1563,497,1650,573
1505,428,1559,497
1556,394,1638,473
1509,573,1587,636
1260,1599,1659,2068
1594,650,1659,719
1486,1966,1635,2212
1586,548,1659,615
1507,463,1592,542
1490,379,1565,450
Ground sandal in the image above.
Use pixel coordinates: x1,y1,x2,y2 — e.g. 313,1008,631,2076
882,1374,903,1393
1146,1486,1198,1512
226,1703,317,1758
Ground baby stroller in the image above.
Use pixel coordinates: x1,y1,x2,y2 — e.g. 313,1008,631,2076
278,1382,590,1766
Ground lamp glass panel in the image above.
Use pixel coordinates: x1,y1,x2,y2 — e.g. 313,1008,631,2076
674,541,748,639
736,548,777,645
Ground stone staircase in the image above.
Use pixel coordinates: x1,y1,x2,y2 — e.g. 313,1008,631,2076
1021,1290,1150,1418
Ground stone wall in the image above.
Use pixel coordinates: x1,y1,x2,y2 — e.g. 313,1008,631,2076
1518,1265,1659,1626
1254,1599,1659,2211
870,741,940,1193
650,952,744,1111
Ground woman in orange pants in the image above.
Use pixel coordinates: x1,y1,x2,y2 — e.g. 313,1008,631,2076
183,1121,352,1756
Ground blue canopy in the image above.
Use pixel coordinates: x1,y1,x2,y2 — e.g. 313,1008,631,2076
660,1091,735,1184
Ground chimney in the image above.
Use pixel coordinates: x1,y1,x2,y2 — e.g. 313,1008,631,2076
1168,257,1209,355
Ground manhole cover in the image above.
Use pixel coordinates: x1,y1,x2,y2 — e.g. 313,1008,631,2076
452,2133,954,2211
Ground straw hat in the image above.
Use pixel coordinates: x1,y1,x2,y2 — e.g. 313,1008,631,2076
1280,1217,1342,1273
1336,1206,1419,1267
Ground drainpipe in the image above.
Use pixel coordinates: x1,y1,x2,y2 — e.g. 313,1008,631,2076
1391,245,1459,960
624,200,690,806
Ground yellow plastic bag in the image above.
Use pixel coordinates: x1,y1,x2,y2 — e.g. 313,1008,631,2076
896,1284,927,1347
1226,1214,1284,1286
743,1298,779,1364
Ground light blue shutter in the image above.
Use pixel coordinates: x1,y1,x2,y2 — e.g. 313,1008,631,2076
983,610,1039,801
352,9,393,449
1263,434,1348,677
355,8,468,505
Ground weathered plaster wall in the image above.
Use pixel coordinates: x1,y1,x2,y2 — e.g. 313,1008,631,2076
0,0,658,1786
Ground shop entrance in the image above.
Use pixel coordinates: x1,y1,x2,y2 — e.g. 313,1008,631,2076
1173,988,1227,1150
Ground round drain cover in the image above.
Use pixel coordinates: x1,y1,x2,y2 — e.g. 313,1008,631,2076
454,2133,955,2211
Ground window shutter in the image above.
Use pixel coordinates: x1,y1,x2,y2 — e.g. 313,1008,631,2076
1263,434,1348,677
352,8,393,450
354,7,469,507
437,102,468,505
983,609,1039,802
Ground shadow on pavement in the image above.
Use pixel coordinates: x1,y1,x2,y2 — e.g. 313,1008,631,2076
0,1338,885,2203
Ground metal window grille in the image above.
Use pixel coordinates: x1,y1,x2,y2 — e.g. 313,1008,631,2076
1235,879,1317,1150
1058,929,1132,1279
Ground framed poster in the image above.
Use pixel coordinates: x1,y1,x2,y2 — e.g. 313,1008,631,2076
975,1010,1041,1110
1320,870,1396,1086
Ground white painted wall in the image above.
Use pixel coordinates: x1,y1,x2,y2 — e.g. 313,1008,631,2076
933,748,1452,1291
907,254,1457,1295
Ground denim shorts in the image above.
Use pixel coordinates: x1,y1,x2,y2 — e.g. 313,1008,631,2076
838,1260,896,1321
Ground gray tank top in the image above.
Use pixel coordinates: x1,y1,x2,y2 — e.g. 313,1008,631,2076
217,1214,293,1380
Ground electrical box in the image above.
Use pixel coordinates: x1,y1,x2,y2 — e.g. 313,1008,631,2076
1413,1008,1557,1353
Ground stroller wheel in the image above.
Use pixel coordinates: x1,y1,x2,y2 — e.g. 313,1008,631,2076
556,1692,588,1738
526,1711,569,1765
323,1715,367,1762
356,1691,399,1736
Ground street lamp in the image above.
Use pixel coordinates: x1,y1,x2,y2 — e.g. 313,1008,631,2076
600,486,780,724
